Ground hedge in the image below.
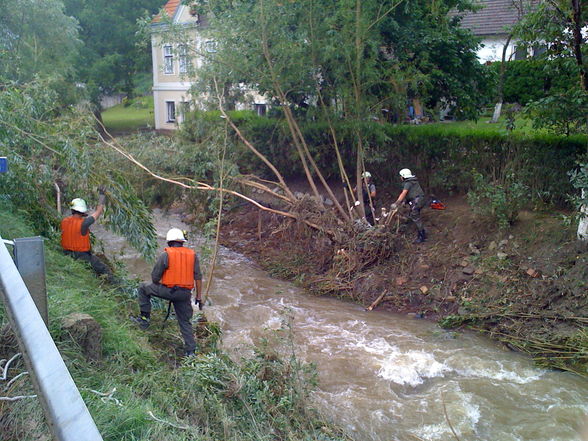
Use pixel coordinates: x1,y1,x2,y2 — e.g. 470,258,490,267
181,111,586,206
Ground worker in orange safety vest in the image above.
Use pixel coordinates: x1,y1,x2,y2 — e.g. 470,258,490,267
61,188,115,281
131,228,203,357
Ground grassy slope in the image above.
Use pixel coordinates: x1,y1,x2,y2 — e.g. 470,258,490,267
102,96,155,133
0,209,348,441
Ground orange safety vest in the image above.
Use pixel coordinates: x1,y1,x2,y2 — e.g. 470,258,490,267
61,216,91,252
161,247,195,290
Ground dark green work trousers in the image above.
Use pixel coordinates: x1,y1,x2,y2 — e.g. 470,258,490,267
138,283,196,353
408,196,426,231
64,250,114,281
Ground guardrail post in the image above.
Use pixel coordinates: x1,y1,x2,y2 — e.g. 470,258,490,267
0,234,103,441
13,237,48,325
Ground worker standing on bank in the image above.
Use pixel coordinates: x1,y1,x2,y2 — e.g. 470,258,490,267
391,168,427,243
61,188,115,281
131,228,202,357
354,171,377,225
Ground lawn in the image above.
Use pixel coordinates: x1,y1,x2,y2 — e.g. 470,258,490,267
426,115,538,135
101,96,154,133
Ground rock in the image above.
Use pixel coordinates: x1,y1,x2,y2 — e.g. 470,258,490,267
488,241,497,251
294,191,304,199
526,268,541,278
468,243,481,255
508,235,514,240
419,286,429,294
395,276,408,286
499,239,509,248
324,198,334,206
497,252,508,260
462,267,475,275
62,313,102,361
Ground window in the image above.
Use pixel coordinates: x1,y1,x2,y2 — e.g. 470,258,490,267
532,45,547,58
179,101,190,121
178,44,188,73
166,101,176,122
514,45,527,60
163,45,174,74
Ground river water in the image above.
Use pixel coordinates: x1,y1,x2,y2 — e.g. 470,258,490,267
94,210,588,441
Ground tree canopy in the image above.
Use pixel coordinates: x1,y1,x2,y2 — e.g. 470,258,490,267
62,0,164,105
0,0,80,82
189,0,488,121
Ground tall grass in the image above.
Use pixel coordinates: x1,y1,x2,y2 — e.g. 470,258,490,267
0,207,349,441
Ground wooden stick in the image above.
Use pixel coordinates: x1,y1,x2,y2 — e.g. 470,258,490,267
366,291,387,311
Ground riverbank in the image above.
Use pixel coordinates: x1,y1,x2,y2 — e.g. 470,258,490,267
219,194,588,376
0,207,350,441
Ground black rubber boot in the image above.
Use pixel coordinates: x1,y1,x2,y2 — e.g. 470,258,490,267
130,315,150,330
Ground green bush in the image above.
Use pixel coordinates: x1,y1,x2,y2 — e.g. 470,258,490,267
467,170,529,229
486,59,576,105
525,89,588,136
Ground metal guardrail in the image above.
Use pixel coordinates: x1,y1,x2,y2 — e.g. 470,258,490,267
0,235,103,441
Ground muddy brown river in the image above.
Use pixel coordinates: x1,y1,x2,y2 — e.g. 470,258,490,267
94,210,588,441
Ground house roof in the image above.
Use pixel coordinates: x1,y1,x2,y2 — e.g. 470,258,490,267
152,0,181,23
456,0,522,36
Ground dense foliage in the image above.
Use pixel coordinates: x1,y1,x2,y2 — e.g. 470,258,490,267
0,79,157,257
63,0,163,105
186,0,489,121
0,0,80,83
486,59,577,106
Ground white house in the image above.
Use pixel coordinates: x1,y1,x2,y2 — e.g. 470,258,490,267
455,0,530,63
151,0,268,130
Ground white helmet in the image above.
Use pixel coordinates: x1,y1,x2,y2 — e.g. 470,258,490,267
399,168,414,179
70,198,88,213
166,228,186,242
361,171,372,179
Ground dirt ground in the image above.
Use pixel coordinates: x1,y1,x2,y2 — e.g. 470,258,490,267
218,190,588,375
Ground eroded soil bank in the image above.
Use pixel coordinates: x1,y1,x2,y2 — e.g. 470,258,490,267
218,194,588,375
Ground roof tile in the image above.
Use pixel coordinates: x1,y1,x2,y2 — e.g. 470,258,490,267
455,0,523,36
152,0,181,23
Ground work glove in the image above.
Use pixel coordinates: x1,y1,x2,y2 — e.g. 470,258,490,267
97,186,106,205
195,298,203,311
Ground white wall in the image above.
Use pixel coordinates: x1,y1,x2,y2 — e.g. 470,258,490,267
477,36,517,63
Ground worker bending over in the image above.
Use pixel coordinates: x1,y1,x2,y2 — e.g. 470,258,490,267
391,168,427,243
131,228,203,357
